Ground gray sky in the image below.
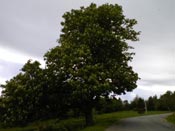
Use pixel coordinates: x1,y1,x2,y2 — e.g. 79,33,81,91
1,0,175,101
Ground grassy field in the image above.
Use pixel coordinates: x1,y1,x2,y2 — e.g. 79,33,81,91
166,113,175,125
0,111,169,131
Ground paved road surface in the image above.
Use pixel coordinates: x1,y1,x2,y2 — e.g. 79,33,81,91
106,113,175,131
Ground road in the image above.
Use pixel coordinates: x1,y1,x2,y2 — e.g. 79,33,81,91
106,113,175,131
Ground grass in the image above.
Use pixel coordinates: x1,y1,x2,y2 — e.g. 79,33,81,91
80,111,169,131
0,118,85,131
166,113,175,125
0,111,168,131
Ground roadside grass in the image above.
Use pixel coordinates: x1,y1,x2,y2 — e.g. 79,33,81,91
166,113,175,125
80,111,169,131
0,111,168,131
0,118,85,131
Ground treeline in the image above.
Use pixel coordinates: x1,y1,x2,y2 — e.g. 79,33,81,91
0,60,173,127
146,91,175,111
96,91,175,114
0,63,174,127
0,64,128,127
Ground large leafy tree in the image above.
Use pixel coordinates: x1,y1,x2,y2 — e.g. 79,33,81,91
45,3,139,125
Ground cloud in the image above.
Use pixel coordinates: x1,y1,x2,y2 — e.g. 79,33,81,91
120,85,174,102
0,46,45,95
140,78,175,87
0,0,59,57
0,59,23,95
0,60,22,78
0,45,45,65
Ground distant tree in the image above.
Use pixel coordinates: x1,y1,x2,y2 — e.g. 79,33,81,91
158,91,174,111
147,96,154,111
123,100,130,110
131,96,145,113
130,96,139,110
172,92,175,110
45,3,139,125
95,97,123,113
137,98,145,114
146,95,158,111
152,95,159,110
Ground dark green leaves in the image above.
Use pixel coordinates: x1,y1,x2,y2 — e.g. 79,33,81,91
45,3,140,125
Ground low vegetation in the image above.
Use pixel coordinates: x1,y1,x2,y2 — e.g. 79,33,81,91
166,113,175,125
0,111,168,131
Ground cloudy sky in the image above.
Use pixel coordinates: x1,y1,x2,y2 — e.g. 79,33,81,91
1,0,175,101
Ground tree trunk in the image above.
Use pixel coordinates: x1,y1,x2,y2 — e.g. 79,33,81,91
85,107,94,126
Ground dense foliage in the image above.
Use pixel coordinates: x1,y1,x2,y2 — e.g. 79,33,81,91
146,91,175,111
130,91,175,112
130,96,145,114
0,60,73,127
0,60,45,126
44,3,139,125
0,3,139,127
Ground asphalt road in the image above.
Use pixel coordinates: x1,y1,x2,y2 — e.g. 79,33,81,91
106,113,175,131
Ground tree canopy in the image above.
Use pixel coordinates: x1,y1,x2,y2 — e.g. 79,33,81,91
44,3,139,125
0,60,44,126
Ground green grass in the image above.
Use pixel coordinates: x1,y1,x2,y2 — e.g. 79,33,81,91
0,111,168,131
0,118,85,131
80,111,169,131
166,113,175,125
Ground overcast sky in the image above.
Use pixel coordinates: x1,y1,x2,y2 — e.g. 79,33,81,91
1,0,175,101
